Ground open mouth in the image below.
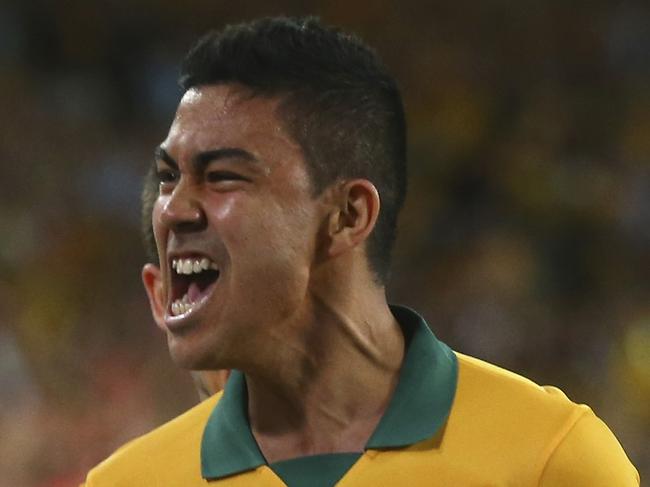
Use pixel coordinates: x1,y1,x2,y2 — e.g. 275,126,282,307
169,256,220,317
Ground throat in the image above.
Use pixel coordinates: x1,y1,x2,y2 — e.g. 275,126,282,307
252,411,373,464
246,368,397,463
242,302,405,462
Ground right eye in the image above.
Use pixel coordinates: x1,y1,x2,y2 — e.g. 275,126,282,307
156,169,178,184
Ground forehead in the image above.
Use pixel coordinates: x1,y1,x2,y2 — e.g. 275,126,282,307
164,84,294,155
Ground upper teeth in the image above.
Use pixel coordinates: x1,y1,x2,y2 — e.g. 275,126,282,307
172,257,216,275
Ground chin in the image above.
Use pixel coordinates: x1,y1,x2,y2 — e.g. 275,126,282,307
166,336,223,371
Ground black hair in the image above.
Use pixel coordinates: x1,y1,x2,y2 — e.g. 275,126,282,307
143,16,407,283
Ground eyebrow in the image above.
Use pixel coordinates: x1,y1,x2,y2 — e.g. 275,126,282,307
153,146,258,171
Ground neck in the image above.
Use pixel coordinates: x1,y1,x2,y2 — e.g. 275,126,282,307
244,286,404,463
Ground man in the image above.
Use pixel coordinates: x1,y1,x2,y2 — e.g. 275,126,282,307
84,16,639,486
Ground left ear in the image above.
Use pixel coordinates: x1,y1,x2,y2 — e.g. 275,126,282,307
142,263,166,332
326,179,380,258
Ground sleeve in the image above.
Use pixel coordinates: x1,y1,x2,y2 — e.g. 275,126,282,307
539,408,640,487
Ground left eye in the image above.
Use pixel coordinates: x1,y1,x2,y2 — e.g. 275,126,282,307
205,171,248,183
156,169,178,183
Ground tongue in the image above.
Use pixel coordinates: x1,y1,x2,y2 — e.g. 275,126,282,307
187,281,202,303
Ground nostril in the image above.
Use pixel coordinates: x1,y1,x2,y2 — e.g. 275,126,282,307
161,196,205,231
174,218,206,232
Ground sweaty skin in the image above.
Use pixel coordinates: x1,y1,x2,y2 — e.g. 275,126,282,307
142,84,404,462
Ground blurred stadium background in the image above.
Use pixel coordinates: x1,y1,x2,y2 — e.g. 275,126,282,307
0,1,648,485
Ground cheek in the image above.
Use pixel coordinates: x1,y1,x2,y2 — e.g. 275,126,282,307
206,196,252,254
239,204,316,284
209,195,237,222
151,200,166,249
212,189,319,276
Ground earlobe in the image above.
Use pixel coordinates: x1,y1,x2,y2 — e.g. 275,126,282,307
142,263,166,332
327,179,380,258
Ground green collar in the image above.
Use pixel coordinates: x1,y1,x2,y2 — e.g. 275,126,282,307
201,305,458,480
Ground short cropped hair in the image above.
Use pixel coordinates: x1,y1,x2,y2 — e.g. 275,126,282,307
142,16,407,283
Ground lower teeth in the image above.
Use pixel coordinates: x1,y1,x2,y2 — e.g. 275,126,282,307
172,294,195,316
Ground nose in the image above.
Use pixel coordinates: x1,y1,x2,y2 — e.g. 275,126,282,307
160,181,205,232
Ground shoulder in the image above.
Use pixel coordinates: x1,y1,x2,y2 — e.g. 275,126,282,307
83,393,222,487
447,353,639,485
455,352,580,415
538,404,640,486
451,353,587,453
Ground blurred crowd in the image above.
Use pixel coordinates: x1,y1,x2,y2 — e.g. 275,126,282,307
0,1,648,485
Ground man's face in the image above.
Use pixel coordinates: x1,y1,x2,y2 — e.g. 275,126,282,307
144,84,325,370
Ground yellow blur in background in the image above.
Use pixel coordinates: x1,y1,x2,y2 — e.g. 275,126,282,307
0,1,648,485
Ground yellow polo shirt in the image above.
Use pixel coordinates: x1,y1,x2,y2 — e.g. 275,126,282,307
83,306,640,486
